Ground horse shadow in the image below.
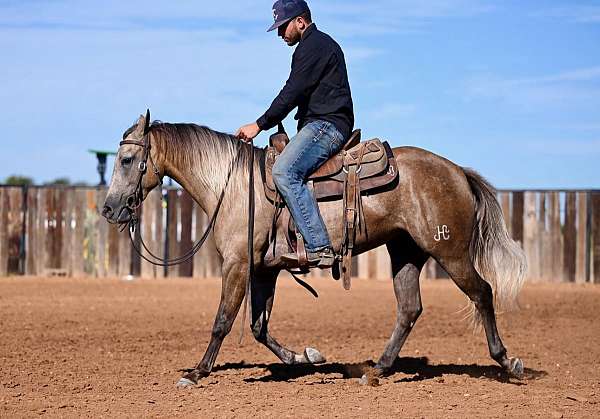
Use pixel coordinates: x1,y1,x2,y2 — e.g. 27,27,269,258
211,357,547,385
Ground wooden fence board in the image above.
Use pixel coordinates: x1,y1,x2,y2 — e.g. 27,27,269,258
549,192,563,281
575,192,588,283
6,188,23,274
539,193,551,280
592,192,600,283
25,188,39,276
140,189,161,278
166,190,178,277
523,192,540,281
192,205,221,278
501,192,511,234
563,192,577,282
107,224,119,277
511,192,524,245
0,189,8,276
179,191,193,277
357,251,370,279
60,189,73,275
95,189,107,278
155,189,165,278
36,188,47,275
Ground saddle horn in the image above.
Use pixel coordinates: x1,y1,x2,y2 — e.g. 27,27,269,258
269,122,290,154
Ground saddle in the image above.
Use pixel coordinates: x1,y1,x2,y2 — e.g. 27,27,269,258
263,124,398,289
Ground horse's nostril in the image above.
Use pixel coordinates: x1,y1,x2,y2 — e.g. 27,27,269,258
102,205,113,217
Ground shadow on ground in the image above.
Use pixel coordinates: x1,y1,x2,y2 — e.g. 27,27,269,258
208,357,547,385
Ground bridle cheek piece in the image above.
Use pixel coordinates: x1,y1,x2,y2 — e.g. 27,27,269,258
119,133,162,216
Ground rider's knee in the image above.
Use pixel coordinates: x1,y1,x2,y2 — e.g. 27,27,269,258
272,160,296,190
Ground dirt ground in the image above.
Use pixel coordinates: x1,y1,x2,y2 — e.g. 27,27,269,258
1,276,599,418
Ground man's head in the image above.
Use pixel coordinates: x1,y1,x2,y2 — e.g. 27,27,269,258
268,0,312,46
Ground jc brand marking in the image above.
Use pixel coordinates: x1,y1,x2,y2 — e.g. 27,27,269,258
434,225,450,242
273,9,278,20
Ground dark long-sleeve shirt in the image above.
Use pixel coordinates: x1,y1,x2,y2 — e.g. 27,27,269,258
256,24,354,140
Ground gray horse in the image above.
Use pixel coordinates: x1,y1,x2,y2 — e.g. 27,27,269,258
102,112,527,386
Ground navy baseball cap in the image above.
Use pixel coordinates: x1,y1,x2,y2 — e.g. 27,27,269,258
267,0,310,32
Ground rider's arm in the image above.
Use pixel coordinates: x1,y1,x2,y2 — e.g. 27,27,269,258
256,43,327,131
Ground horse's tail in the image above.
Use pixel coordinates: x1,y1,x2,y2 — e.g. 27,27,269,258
462,167,527,321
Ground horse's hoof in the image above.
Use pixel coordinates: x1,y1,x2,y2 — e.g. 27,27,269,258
508,357,524,378
359,373,380,387
293,347,326,364
304,347,326,364
176,377,196,388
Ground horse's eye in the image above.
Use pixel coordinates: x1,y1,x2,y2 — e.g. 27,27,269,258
121,157,133,166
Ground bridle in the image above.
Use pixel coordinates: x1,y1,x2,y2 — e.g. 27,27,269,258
116,129,241,268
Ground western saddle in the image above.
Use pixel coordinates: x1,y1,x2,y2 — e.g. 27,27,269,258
263,124,398,290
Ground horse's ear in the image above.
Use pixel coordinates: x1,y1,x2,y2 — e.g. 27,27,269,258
134,114,145,135
143,109,151,135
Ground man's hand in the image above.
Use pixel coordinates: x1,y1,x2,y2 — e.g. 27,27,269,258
235,122,261,143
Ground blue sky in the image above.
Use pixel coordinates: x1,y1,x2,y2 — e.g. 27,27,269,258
0,0,599,188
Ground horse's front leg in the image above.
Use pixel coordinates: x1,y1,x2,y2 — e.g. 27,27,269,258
177,261,246,387
251,270,326,365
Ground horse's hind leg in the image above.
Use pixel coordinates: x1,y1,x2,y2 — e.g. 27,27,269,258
374,235,428,374
437,256,523,377
250,270,326,365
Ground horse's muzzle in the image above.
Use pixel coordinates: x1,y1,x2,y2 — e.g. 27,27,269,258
101,204,132,224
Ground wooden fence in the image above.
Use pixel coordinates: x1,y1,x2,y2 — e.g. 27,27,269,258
0,186,598,283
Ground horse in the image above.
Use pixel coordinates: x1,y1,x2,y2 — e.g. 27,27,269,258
102,111,527,387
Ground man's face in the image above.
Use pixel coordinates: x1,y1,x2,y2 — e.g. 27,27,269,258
278,18,301,46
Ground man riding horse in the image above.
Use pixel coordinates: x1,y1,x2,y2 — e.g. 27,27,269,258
236,0,354,269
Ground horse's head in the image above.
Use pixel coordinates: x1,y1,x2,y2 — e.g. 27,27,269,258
102,110,163,224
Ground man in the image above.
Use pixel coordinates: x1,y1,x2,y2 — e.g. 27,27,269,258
236,0,354,268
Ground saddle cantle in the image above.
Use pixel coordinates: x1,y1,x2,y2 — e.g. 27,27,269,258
262,124,399,290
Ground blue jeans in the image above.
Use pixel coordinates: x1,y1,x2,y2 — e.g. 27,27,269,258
272,120,344,252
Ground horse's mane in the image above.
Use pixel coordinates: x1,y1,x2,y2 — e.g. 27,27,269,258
128,121,262,196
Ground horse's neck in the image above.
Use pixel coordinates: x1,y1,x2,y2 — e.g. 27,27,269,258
162,161,220,216
153,129,242,216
